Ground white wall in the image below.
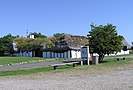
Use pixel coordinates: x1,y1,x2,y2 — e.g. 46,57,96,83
12,50,82,59
13,51,32,57
68,50,71,58
23,52,26,57
32,51,35,57
71,50,76,58
13,53,18,56
43,52,47,58
52,52,54,58
47,52,50,58
61,53,64,58
12,49,84,59
77,51,81,58
116,50,129,55
64,52,67,58
29,52,32,57
58,53,60,58
44,50,82,59
40,50,82,59
55,53,58,58
71,50,82,58
42,52,70,58
105,50,130,56
42,51,72,58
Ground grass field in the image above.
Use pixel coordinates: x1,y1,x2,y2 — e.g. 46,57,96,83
0,57,68,65
0,56,133,77
0,57,45,65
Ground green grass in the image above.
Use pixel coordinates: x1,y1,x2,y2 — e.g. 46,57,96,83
114,53,133,56
0,65,76,77
130,52,133,54
101,58,133,66
0,57,68,65
0,66,52,76
0,57,46,65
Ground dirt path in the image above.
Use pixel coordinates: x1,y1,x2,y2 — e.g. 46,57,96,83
0,61,133,90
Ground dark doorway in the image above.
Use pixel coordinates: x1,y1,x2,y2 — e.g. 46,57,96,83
35,49,43,57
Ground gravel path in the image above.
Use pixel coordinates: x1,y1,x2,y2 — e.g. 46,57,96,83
0,57,133,90
0,64,133,90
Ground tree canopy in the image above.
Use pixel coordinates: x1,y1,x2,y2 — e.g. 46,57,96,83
0,34,18,55
87,24,123,62
131,46,133,51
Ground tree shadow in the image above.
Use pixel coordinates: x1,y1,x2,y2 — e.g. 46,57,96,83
100,60,109,63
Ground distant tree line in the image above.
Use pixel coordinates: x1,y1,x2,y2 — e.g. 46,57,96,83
0,34,19,56
0,32,64,56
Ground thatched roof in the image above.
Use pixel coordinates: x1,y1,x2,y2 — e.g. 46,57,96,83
122,38,131,49
60,34,88,49
43,34,88,52
11,38,49,52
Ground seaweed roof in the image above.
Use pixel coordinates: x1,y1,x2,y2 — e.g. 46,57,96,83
42,34,88,52
60,34,88,48
122,38,131,49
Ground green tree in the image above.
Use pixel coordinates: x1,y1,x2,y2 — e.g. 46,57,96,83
0,34,17,55
131,46,133,51
28,32,47,38
131,42,133,51
87,24,123,62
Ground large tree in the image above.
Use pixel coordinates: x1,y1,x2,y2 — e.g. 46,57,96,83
0,34,18,55
87,24,123,62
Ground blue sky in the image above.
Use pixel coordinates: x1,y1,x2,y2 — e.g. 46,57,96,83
0,0,132,44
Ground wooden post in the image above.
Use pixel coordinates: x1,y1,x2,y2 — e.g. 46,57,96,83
54,66,57,70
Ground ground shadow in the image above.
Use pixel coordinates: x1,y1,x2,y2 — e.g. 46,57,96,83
100,60,109,63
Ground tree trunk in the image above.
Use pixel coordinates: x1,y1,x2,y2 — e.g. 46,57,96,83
98,54,104,63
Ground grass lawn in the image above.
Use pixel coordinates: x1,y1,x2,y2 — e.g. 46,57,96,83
0,57,68,65
0,57,133,77
0,57,45,65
